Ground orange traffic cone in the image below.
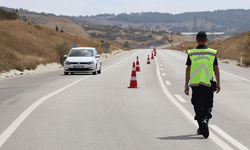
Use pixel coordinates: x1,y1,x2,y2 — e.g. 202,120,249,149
136,56,141,72
147,55,151,64
128,62,139,88
151,51,154,59
154,48,157,56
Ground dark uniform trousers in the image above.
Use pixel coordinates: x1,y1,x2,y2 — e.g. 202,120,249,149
191,85,214,127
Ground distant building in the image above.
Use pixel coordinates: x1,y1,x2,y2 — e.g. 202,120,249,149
181,32,224,35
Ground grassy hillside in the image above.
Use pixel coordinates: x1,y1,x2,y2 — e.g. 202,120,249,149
168,31,250,66
84,24,186,49
208,31,250,66
81,10,250,35
0,20,121,72
19,14,89,38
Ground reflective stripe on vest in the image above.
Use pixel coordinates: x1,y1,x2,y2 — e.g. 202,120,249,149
190,64,211,81
188,48,217,87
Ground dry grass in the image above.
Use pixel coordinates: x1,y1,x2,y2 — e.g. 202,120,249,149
21,15,89,38
208,31,250,66
0,20,121,72
168,32,250,66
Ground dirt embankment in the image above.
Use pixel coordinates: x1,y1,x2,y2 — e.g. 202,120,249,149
0,20,122,72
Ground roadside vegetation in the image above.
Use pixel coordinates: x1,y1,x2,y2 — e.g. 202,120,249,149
0,19,121,72
0,7,18,20
168,32,250,66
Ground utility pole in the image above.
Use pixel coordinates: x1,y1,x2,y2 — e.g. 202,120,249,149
192,12,197,40
193,12,197,34
211,22,215,42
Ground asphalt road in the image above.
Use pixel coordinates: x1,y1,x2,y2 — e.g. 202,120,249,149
0,49,249,150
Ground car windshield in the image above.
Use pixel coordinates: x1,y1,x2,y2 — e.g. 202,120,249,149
68,49,94,57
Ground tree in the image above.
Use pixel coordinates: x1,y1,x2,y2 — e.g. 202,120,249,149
168,39,173,44
175,32,181,35
0,7,19,20
124,41,129,49
155,25,160,29
56,25,59,31
101,40,104,47
168,39,174,48
54,42,70,65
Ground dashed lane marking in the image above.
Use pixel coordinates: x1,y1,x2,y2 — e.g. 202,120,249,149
160,68,164,71
0,50,140,148
162,73,166,76
165,80,171,86
155,57,234,150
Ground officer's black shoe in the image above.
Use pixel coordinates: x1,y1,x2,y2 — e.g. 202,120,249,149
202,119,209,138
197,128,202,135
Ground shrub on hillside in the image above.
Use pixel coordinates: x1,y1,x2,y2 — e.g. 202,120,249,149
54,42,70,65
34,24,42,30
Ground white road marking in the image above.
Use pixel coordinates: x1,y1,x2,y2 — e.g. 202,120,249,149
154,57,234,150
221,70,250,82
0,50,140,148
160,64,162,66
162,73,166,76
160,68,164,71
210,125,249,150
165,80,171,86
0,76,90,148
174,95,187,103
103,50,139,72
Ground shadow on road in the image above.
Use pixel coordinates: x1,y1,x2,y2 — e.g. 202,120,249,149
59,73,93,76
157,134,203,140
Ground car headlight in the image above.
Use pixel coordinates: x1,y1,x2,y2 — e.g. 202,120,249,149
65,61,70,65
88,61,94,64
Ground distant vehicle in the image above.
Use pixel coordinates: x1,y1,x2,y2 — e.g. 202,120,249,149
64,47,101,75
149,46,154,49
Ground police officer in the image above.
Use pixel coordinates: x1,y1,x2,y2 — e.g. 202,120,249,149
184,31,221,138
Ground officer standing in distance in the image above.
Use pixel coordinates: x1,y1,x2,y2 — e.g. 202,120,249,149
184,31,221,138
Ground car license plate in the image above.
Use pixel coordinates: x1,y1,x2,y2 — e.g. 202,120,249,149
73,66,84,68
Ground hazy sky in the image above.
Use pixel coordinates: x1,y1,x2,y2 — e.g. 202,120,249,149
1,0,250,16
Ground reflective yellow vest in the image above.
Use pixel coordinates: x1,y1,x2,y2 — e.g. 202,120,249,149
187,48,217,87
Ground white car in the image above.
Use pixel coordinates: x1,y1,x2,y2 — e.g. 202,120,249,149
64,47,101,75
